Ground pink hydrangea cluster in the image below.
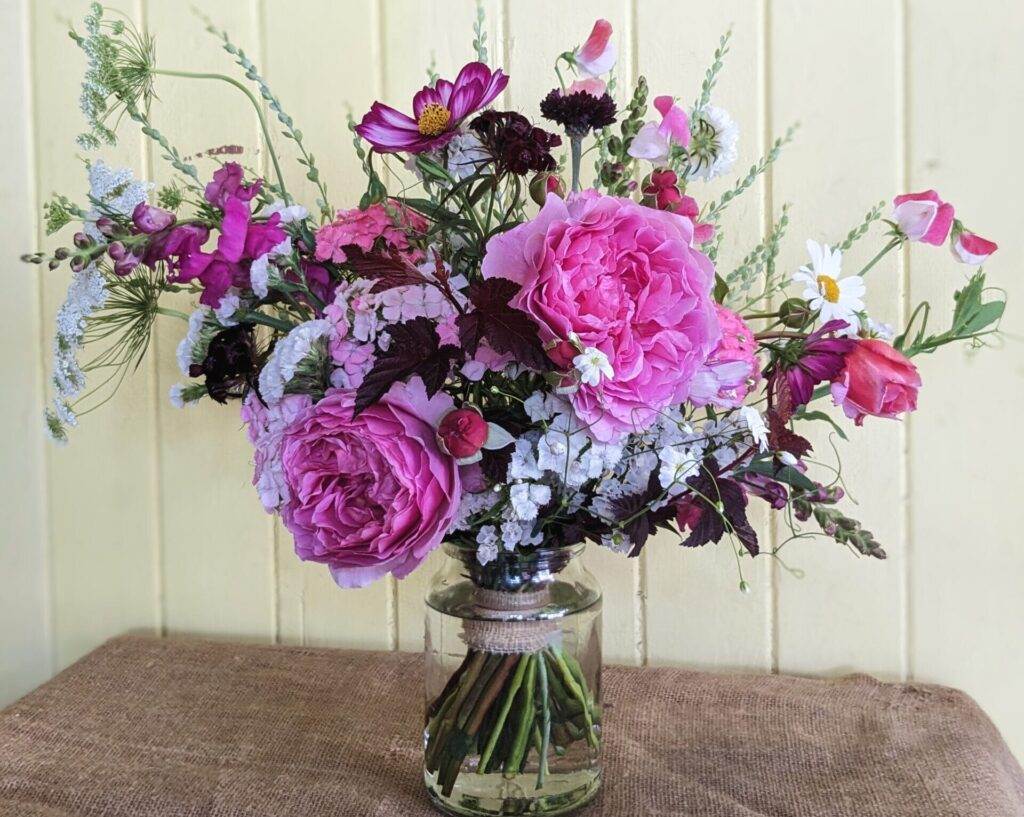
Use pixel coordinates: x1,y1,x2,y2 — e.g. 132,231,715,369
314,201,427,264
689,304,761,408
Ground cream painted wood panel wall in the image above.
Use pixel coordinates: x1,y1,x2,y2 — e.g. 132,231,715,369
3,0,1022,759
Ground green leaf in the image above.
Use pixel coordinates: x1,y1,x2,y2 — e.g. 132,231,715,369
792,409,848,440
743,460,817,492
714,273,729,304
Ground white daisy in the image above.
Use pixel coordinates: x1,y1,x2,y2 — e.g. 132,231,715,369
792,240,865,330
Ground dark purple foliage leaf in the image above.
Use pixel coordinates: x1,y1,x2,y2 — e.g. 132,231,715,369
354,317,460,414
344,248,432,294
681,472,759,556
457,278,551,371
610,468,676,557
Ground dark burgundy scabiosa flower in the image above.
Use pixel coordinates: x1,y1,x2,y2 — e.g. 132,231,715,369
769,319,855,408
190,324,259,404
469,110,562,175
540,88,617,137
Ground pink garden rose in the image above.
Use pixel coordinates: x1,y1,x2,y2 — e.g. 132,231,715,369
893,190,954,245
483,192,720,441
689,304,760,409
278,378,460,588
831,339,921,425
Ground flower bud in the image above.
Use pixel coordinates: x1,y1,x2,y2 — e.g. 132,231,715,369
529,172,566,205
779,297,814,328
132,202,176,234
73,231,92,249
53,247,70,260
95,216,118,237
436,407,489,461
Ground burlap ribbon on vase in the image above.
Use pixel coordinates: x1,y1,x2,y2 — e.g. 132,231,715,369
460,587,560,653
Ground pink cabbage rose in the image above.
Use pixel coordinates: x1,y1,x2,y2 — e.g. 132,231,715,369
830,339,921,425
483,192,720,441
689,304,760,409
893,190,954,245
279,378,460,588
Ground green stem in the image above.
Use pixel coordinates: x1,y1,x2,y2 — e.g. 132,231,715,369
856,236,902,278
150,69,289,201
239,311,297,333
535,652,552,789
155,306,190,321
569,136,583,194
478,655,529,775
504,656,537,780
547,648,597,748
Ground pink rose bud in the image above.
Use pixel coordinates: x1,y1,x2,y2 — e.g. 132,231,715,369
436,407,489,460
529,172,566,205
132,202,176,234
892,190,954,245
950,221,998,265
830,339,921,426
574,19,616,77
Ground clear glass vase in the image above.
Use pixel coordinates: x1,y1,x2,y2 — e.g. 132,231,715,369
423,542,603,816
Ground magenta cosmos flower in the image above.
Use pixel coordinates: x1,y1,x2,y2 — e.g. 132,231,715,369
483,192,720,442
355,62,508,154
278,378,461,588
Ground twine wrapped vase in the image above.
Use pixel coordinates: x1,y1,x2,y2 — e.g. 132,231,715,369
423,543,603,816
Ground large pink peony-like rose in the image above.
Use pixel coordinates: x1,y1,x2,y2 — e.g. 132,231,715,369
831,339,921,425
689,304,760,409
278,378,460,588
482,192,719,441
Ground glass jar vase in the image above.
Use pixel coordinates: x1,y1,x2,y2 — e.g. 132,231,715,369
423,542,603,816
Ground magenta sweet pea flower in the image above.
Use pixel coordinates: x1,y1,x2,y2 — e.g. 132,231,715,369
892,190,954,245
355,62,508,154
951,222,998,266
574,19,616,77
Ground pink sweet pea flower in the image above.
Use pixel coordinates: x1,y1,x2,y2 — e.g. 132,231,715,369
950,222,998,265
574,19,616,77
567,77,607,97
355,62,508,154
628,96,690,162
892,190,954,245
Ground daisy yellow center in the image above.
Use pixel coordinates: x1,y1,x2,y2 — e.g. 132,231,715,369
816,274,841,303
417,103,451,136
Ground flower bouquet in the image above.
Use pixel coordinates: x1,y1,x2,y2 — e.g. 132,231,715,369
28,5,1005,816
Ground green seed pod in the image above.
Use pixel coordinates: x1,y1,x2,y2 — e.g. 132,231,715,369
779,297,814,328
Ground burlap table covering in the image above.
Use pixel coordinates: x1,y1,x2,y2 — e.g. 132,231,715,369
1,635,1021,816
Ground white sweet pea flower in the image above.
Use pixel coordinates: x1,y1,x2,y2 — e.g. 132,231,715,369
573,347,613,387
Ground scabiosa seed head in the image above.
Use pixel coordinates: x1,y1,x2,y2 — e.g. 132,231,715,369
190,324,259,404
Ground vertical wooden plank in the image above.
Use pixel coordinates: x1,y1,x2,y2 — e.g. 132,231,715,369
372,0,505,654
502,0,638,665
771,2,905,678
146,0,274,641
906,0,1024,758
261,0,392,650
32,0,161,669
0,0,52,704
639,0,773,672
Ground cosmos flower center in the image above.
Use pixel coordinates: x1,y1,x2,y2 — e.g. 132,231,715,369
417,103,451,136
816,274,840,303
